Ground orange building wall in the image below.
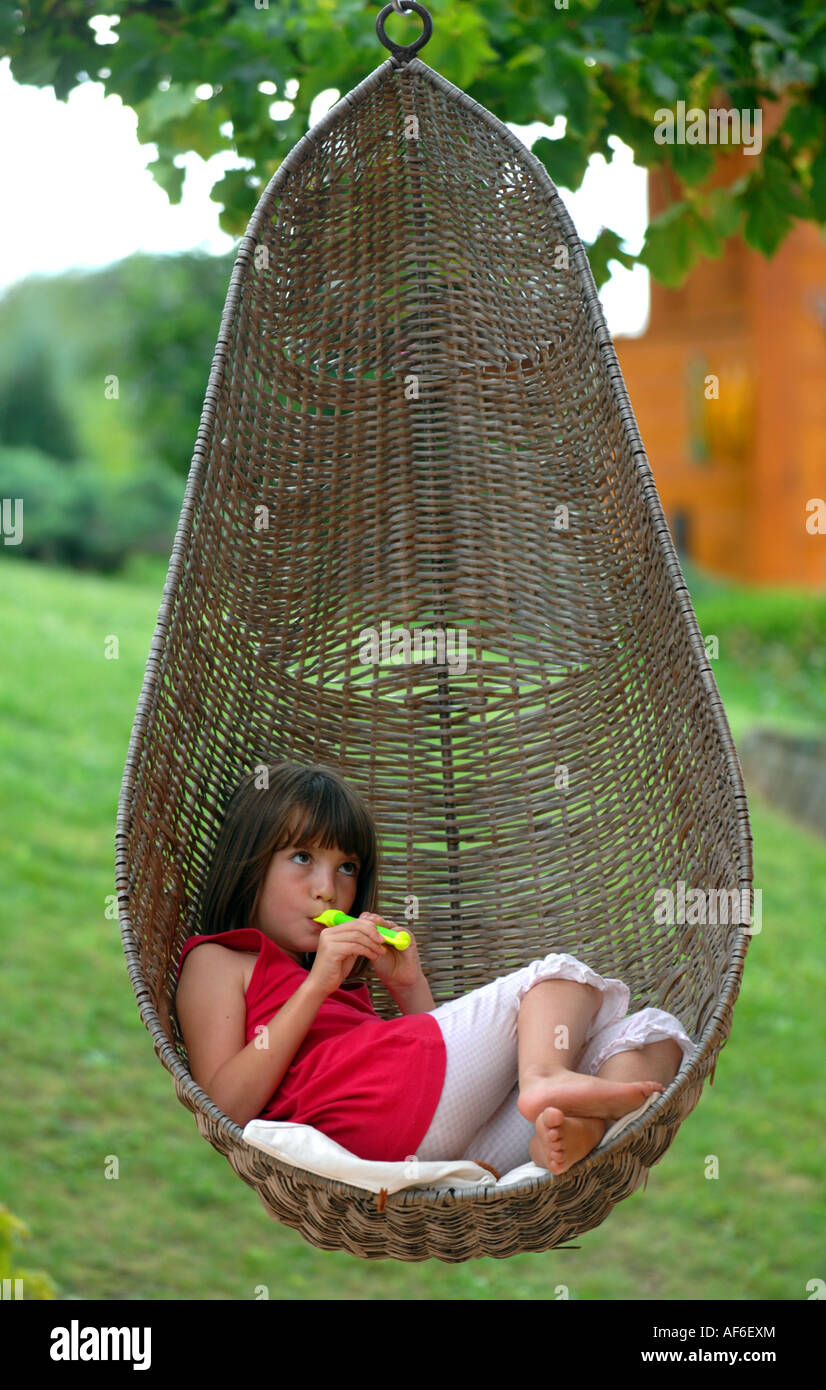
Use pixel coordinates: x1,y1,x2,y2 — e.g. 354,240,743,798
611,97,826,591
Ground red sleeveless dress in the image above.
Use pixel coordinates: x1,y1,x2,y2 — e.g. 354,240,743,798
176,928,447,1163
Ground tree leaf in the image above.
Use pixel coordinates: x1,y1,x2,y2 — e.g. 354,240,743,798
725,8,798,46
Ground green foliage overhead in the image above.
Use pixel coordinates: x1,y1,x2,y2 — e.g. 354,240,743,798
3,1,826,288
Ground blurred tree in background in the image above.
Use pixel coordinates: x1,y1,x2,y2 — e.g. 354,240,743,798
0,252,234,570
0,337,79,461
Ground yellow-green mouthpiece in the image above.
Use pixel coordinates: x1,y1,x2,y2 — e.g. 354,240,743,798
313,908,411,950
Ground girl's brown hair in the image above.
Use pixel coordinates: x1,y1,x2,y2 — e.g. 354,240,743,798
197,759,380,981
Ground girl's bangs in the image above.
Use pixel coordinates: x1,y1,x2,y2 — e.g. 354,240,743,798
279,781,370,865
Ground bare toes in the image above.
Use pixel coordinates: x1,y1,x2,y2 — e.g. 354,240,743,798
539,1105,565,1133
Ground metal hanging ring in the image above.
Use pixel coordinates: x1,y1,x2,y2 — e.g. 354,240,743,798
376,1,433,63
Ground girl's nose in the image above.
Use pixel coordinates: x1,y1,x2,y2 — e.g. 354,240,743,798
314,870,337,900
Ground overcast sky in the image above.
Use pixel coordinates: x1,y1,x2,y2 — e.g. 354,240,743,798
0,51,650,335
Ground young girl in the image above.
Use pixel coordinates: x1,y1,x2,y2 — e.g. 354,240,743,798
175,760,694,1178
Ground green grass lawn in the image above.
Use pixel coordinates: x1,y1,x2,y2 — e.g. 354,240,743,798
1,552,824,1299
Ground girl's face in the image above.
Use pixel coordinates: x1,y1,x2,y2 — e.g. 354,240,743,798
251,831,361,966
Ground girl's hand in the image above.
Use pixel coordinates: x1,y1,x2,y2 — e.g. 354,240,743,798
309,916,387,997
356,912,423,993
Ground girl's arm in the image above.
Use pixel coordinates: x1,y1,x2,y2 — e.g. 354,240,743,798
176,944,327,1129
386,974,436,1014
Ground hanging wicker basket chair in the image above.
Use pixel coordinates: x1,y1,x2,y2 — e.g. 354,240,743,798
115,1,753,1262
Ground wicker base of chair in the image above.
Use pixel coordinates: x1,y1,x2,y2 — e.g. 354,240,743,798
172,1051,713,1262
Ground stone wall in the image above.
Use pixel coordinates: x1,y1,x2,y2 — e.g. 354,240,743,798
738,727,826,838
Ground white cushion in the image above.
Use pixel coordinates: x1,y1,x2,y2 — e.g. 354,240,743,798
242,1093,659,1194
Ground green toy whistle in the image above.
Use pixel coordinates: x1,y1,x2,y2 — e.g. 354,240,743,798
312,909,411,950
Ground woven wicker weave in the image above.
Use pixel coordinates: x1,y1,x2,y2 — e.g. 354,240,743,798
115,7,753,1262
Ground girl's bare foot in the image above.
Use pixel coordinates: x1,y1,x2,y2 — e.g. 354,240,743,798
530,1107,608,1175
518,1065,664,1124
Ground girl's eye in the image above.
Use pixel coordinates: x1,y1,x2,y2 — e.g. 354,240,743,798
291,850,358,875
